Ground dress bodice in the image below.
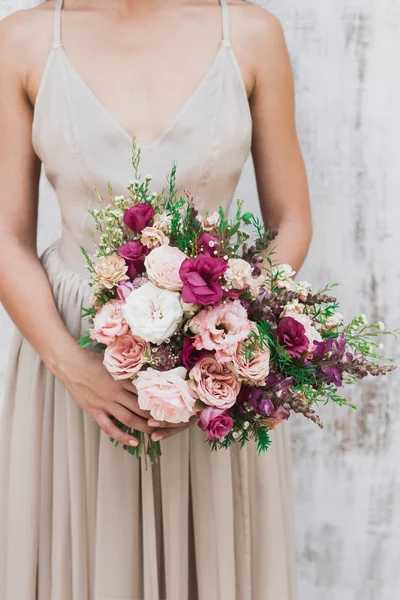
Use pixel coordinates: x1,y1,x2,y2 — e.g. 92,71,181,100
32,0,252,276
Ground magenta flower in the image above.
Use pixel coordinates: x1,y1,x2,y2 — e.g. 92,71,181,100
197,232,220,255
277,317,309,358
179,254,228,306
179,337,209,370
123,203,154,233
197,406,234,441
117,240,149,278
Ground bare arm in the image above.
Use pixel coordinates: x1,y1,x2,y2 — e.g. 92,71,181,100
249,11,312,272
0,13,157,446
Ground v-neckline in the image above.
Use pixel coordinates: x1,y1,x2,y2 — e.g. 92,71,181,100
59,43,228,150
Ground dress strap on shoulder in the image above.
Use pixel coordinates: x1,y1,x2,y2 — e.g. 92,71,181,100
219,0,231,47
53,0,64,49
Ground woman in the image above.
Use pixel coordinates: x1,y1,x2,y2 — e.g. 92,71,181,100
0,0,311,598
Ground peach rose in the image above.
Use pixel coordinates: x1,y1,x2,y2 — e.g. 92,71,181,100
224,258,255,291
93,254,129,289
135,367,197,423
189,356,241,409
90,300,129,346
144,245,187,291
281,309,322,353
103,334,149,380
141,226,170,249
228,327,271,386
191,300,252,363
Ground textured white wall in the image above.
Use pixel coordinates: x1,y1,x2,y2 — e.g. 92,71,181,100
1,1,400,599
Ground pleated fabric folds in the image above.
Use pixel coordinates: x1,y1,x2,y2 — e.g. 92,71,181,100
0,242,297,599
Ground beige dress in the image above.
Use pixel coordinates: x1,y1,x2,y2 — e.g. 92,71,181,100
0,1,297,598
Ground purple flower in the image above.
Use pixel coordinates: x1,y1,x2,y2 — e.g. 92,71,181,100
238,385,263,410
179,337,209,370
117,240,149,278
179,254,228,306
197,232,220,255
198,406,234,441
320,366,343,387
123,203,154,233
259,398,275,417
278,317,309,358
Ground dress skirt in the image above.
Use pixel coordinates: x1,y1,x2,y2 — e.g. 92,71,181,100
0,242,298,600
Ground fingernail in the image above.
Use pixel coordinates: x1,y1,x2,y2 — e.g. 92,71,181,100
129,439,139,447
148,420,161,427
152,433,164,442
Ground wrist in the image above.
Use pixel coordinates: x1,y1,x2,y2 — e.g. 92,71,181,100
42,333,85,381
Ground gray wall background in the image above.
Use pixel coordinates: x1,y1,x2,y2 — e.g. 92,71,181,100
1,1,400,599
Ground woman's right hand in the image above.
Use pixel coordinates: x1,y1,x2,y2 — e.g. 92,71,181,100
58,348,153,447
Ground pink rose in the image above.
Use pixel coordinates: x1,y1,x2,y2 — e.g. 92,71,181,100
90,300,129,346
123,203,154,233
117,240,149,279
191,299,252,363
135,367,196,423
103,334,149,380
179,254,227,306
189,356,241,409
228,326,271,385
197,406,233,441
144,245,187,291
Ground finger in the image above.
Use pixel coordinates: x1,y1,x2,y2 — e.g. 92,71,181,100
121,380,138,395
150,416,198,442
95,412,139,447
117,390,151,419
112,403,154,434
147,418,190,429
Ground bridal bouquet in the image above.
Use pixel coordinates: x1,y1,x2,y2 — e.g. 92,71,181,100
79,141,397,462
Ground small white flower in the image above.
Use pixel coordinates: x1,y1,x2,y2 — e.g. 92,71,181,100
378,321,385,331
114,195,125,201
145,174,153,180
361,314,369,325
208,241,215,248
232,431,239,439
243,421,249,430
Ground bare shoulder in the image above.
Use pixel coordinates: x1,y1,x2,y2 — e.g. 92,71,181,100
228,1,285,48
0,4,54,84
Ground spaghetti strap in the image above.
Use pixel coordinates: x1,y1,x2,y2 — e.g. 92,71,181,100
53,0,64,49
220,0,231,47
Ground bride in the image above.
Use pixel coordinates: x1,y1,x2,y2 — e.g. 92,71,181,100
0,1,311,598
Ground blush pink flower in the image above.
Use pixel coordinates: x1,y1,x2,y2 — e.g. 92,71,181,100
90,300,129,346
197,406,233,440
188,356,241,409
103,334,149,380
144,245,187,291
135,367,197,423
190,299,252,363
228,326,271,386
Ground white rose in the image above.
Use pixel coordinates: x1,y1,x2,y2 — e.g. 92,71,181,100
145,245,187,291
122,281,183,344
